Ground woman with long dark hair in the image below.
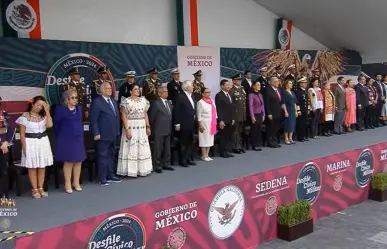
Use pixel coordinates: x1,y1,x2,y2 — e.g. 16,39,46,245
248,81,265,151
15,96,53,198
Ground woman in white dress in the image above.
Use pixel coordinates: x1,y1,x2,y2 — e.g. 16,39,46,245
117,84,153,177
15,96,53,199
197,87,217,161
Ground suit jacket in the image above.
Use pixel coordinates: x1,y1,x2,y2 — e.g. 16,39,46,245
295,88,309,113
174,92,196,131
167,80,182,106
257,76,268,94
215,91,233,124
333,84,346,111
264,86,283,119
373,81,386,102
89,96,120,141
149,98,172,136
241,79,252,94
355,83,369,107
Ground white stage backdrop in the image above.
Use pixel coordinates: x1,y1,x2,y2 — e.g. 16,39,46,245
177,46,221,98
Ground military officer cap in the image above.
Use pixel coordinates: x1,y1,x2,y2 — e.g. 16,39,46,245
260,67,268,72
68,67,80,75
231,73,242,80
193,70,202,76
125,71,136,76
297,76,308,83
97,66,108,73
171,68,180,74
147,68,158,74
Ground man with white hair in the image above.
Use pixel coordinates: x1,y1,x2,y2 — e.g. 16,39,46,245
174,80,196,167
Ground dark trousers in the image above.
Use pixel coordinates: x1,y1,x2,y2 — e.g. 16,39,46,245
154,134,171,169
250,114,263,147
266,118,281,146
365,105,376,128
324,121,334,134
232,121,243,150
296,111,308,140
375,101,383,125
334,110,345,133
356,106,366,129
0,152,9,198
179,130,193,164
219,123,232,154
310,109,321,137
96,140,115,182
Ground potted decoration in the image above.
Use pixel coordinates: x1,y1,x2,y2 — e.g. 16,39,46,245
369,172,387,202
277,200,313,241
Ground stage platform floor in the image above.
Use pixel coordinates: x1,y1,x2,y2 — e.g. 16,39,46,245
4,127,387,236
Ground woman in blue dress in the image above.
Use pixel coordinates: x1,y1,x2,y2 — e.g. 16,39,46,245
283,79,298,145
54,90,86,193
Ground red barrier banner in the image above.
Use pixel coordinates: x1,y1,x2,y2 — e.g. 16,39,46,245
16,143,387,249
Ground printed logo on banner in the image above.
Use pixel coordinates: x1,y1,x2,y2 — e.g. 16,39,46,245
296,162,322,204
355,148,374,188
88,213,146,249
208,185,245,240
154,201,198,230
265,196,278,216
6,1,37,33
278,28,290,47
333,175,343,192
381,149,387,161
253,176,289,199
45,53,115,106
326,159,351,175
167,227,186,249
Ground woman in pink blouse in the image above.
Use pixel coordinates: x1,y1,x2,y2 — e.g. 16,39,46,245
344,79,356,132
248,81,265,151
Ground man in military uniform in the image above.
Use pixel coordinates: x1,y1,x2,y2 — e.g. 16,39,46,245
143,68,161,101
192,70,205,101
91,67,111,100
64,67,88,119
257,67,269,94
295,77,310,142
229,73,247,154
297,67,309,81
0,96,13,198
118,70,136,106
167,68,182,106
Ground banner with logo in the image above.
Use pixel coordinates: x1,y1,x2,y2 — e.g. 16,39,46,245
15,142,386,249
177,46,220,98
0,0,42,38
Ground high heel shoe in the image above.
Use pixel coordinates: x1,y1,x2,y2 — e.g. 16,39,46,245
38,188,48,197
32,189,41,199
72,185,83,192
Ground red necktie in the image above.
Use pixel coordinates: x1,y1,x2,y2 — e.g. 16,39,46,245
275,89,281,100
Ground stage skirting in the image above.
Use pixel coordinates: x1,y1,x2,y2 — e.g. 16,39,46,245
15,142,387,249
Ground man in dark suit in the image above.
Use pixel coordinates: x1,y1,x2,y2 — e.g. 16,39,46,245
90,82,122,186
149,86,175,173
241,71,252,94
333,76,346,134
167,68,182,106
264,77,283,148
355,75,369,131
295,77,309,141
215,79,235,158
373,73,386,127
257,67,269,94
174,80,196,167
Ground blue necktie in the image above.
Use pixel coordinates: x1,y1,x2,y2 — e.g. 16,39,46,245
107,98,116,115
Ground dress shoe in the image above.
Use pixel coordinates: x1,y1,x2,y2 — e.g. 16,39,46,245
107,177,122,183
188,161,196,166
99,180,109,186
276,144,281,148
240,149,246,153
304,138,309,141
155,168,163,173
163,165,175,171
233,149,242,154
220,153,229,158
253,147,262,151
226,152,234,157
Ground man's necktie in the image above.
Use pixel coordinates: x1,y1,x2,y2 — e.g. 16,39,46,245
275,89,281,100
107,98,116,115
226,93,231,102
164,100,171,115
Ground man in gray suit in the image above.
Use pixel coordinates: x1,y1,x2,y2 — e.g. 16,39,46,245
149,86,175,173
333,76,346,135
